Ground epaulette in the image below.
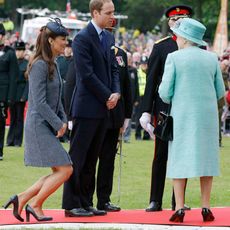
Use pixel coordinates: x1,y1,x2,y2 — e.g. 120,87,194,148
155,36,171,44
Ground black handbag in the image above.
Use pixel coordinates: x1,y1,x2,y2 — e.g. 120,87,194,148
153,109,173,141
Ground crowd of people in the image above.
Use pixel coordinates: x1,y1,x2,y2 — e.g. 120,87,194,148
0,0,229,224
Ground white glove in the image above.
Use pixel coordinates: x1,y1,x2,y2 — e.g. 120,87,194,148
121,118,130,133
68,121,73,130
146,123,155,139
139,112,151,131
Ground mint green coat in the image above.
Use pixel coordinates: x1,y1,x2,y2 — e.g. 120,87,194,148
159,46,225,178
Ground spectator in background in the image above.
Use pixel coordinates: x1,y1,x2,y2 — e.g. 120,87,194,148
135,55,150,140
7,41,29,147
124,52,139,143
0,23,18,160
219,56,229,145
159,18,225,222
132,51,141,68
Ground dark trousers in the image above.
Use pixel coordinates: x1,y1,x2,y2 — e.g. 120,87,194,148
0,102,8,156
7,102,26,146
149,136,168,205
62,117,108,210
95,128,120,207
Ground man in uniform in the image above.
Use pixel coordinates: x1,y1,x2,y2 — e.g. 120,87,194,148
0,23,18,160
139,5,193,211
7,41,28,147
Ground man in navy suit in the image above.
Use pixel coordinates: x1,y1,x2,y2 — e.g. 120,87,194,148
62,0,120,217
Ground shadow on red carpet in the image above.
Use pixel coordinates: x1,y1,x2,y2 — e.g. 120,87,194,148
0,207,230,227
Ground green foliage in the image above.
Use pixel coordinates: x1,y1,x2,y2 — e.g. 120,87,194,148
1,0,229,41
0,131,230,210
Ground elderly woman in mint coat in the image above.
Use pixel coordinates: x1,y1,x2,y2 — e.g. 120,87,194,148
159,18,225,223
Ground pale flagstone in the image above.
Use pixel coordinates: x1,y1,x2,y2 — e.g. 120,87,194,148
0,223,229,230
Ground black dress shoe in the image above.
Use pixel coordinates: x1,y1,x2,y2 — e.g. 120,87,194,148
97,202,121,212
84,206,107,216
172,204,191,211
65,208,94,217
145,201,162,212
201,208,215,222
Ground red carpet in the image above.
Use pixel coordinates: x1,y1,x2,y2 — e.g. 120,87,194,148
0,207,230,227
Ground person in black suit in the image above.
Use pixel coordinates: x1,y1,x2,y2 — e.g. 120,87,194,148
7,41,28,147
62,0,120,217
93,19,132,212
123,52,139,143
139,5,193,212
0,23,19,160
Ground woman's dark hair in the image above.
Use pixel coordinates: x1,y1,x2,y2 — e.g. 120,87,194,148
26,18,68,80
25,26,60,80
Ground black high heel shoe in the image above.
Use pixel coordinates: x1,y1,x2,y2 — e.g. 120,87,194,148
3,195,24,222
202,208,215,222
169,208,185,222
25,204,53,222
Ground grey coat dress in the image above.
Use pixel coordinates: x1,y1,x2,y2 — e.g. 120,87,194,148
24,59,72,167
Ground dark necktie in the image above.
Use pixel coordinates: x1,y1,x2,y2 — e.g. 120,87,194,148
100,30,107,53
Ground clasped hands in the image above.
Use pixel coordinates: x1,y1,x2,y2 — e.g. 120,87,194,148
106,93,120,110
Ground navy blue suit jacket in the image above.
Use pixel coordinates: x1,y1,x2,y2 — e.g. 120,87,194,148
70,22,120,118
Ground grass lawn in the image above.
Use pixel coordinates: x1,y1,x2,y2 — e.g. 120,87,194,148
0,130,229,210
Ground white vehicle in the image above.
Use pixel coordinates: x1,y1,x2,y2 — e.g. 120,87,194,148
21,16,87,44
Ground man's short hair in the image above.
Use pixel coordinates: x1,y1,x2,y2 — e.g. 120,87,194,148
89,0,112,16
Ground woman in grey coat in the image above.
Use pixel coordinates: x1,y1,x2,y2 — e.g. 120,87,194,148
3,18,73,222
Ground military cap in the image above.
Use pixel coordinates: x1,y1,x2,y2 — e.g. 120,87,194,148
0,23,6,35
165,5,193,18
46,18,69,36
15,41,26,50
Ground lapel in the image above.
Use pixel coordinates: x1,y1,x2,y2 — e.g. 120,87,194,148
87,22,110,61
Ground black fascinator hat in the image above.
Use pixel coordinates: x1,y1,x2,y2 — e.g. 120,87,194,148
46,18,69,36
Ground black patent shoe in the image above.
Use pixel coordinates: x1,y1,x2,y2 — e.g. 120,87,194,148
25,204,53,222
97,202,121,212
169,209,185,222
65,208,94,217
3,195,24,222
202,208,215,222
84,206,107,216
145,201,162,212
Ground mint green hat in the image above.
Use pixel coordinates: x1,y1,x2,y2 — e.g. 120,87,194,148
171,18,207,46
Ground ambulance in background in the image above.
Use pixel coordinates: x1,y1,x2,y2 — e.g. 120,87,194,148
21,17,87,45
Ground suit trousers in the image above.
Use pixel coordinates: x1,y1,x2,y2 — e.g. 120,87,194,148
7,102,26,146
149,136,168,205
95,127,120,206
62,117,108,210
